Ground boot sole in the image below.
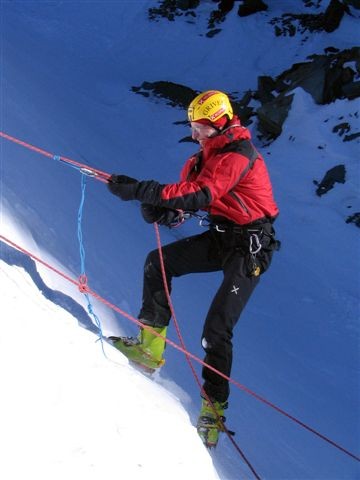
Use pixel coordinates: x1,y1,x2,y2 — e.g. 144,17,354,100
107,336,165,371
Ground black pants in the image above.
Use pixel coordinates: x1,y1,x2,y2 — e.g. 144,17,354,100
139,224,276,402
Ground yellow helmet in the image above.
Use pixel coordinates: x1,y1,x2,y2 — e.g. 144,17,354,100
188,90,234,123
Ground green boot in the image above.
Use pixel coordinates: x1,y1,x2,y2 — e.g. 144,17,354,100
109,326,167,372
197,398,228,448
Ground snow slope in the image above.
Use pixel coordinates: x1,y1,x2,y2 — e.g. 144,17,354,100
1,1,359,479
0,260,221,480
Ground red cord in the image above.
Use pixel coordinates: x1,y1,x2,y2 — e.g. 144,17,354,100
153,223,262,478
1,233,359,464
0,131,110,182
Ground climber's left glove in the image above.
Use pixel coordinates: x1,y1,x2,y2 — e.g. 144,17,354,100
140,203,184,227
107,174,140,201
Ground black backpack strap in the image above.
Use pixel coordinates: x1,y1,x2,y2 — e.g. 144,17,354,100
219,140,258,180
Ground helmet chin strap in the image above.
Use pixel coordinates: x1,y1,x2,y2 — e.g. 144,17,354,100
205,122,241,140
219,122,242,135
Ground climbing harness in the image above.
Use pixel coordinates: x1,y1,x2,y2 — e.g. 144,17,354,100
184,212,265,276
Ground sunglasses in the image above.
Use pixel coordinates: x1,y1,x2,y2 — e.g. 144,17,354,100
190,122,218,137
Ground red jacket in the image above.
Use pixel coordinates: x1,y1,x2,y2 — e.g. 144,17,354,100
156,117,279,225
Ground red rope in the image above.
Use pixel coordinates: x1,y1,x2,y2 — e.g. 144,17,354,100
1,233,359,465
153,224,261,479
0,131,111,182
2,128,359,475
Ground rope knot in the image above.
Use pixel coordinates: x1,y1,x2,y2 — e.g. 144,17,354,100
78,274,89,293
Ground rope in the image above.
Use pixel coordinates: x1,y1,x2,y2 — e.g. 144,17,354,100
0,131,110,182
1,127,260,471
1,233,359,465
1,130,359,467
153,224,261,479
76,173,108,359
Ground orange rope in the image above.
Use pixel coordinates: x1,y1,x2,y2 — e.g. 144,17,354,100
1,233,359,464
0,131,110,182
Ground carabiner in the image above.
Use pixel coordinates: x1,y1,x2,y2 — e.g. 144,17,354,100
80,167,97,177
249,233,262,255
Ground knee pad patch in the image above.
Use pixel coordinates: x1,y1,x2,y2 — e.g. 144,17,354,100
202,336,214,353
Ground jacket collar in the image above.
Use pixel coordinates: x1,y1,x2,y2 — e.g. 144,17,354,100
201,116,251,155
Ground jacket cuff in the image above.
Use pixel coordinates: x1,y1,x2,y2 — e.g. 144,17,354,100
135,180,164,205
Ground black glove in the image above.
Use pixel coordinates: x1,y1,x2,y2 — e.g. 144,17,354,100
141,203,183,227
107,174,139,201
158,209,183,227
141,204,162,223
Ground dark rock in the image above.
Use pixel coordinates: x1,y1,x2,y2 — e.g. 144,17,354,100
303,1,322,6
236,89,253,107
342,81,360,100
218,0,235,14
257,76,277,103
179,135,195,143
332,122,351,136
234,105,255,125
269,0,352,38
314,165,346,196
131,81,196,108
131,81,255,127
346,212,360,227
177,0,199,10
323,58,358,103
324,46,340,54
256,93,294,138
343,0,360,8
148,0,200,21
207,1,235,31
206,28,222,38
148,0,235,33
280,57,329,104
323,0,347,32
269,47,360,105
131,46,359,139
343,132,360,141
270,12,324,37
238,0,268,17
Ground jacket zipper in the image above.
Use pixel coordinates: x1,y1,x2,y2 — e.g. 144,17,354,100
229,191,250,214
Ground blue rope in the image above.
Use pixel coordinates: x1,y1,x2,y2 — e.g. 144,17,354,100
77,173,108,358
53,155,98,177
77,174,87,275
54,154,81,172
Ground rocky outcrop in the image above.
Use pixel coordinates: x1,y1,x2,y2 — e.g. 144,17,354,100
332,118,360,141
346,212,360,227
283,47,359,104
253,47,360,136
313,165,346,196
148,0,359,37
249,47,359,136
148,0,200,22
268,0,359,37
131,47,359,139
238,0,268,17
323,0,348,32
131,81,255,128
131,81,195,108
256,94,294,138
137,3,360,138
